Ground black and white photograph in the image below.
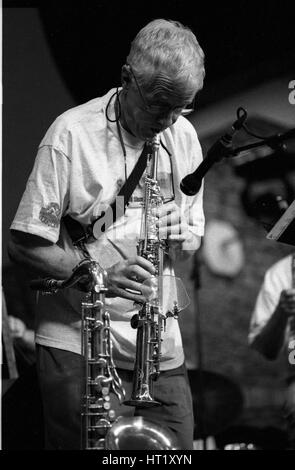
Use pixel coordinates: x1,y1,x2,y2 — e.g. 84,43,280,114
1,0,295,456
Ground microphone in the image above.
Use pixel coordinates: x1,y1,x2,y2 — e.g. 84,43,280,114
180,109,247,196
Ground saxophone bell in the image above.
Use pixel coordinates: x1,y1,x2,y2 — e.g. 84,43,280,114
105,416,180,450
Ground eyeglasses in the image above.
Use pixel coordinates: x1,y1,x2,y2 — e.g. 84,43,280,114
127,64,196,117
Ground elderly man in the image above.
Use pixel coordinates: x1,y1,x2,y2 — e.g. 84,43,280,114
8,18,205,449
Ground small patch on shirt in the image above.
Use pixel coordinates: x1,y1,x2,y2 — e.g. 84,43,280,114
39,203,61,228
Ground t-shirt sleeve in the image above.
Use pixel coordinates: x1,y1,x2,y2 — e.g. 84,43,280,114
10,145,70,243
181,122,205,249
187,135,205,233
248,263,288,344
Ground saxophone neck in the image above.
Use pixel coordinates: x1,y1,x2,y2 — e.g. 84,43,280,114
146,134,160,179
149,133,160,151
74,259,108,291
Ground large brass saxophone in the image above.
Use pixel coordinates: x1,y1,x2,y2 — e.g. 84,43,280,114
124,134,181,407
31,259,125,450
31,259,179,450
79,261,126,449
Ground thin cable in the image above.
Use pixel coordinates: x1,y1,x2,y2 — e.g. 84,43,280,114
237,106,276,140
106,88,120,123
106,88,127,181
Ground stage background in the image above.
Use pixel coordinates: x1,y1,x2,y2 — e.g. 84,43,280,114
2,1,295,448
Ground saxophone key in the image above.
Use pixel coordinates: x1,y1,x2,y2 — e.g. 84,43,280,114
130,313,139,329
108,410,116,420
101,386,111,396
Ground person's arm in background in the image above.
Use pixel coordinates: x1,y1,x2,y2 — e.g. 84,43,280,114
8,315,35,352
250,289,295,360
249,258,295,360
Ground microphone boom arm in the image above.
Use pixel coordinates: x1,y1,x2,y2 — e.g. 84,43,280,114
228,127,295,157
180,112,295,197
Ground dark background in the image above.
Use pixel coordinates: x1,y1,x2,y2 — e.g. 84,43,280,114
2,0,295,449
5,0,294,103
3,0,294,263
37,1,294,104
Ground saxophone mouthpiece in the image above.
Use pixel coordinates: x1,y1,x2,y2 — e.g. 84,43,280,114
147,133,160,144
148,133,160,152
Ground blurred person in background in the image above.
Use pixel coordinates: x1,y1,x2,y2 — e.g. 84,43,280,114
249,253,295,449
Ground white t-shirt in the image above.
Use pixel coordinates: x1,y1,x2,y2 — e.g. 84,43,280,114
249,255,293,348
11,88,205,370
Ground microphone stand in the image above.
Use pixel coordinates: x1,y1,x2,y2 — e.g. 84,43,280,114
186,126,295,448
191,128,295,450
227,128,295,158
191,251,208,449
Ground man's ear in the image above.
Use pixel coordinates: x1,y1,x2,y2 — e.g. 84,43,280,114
121,64,132,89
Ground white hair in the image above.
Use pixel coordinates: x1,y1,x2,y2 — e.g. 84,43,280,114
126,19,205,96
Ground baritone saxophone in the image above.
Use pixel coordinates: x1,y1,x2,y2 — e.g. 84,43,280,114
30,259,125,449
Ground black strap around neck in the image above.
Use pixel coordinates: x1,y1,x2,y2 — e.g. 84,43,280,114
117,142,148,205
91,142,149,239
63,142,149,246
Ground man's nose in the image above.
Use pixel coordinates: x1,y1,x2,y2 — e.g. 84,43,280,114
156,112,177,128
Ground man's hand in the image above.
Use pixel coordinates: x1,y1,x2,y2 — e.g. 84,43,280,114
106,256,155,303
8,315,35,351
278,289,295,318
8,315,26,339
156,201,194,251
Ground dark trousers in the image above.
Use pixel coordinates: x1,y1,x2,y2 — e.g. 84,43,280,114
36,345,194,450
284,380,295,449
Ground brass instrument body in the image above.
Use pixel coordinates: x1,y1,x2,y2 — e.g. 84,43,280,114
31,257,180,449
124,134,178,407
105,416,179,450
81,261,125,449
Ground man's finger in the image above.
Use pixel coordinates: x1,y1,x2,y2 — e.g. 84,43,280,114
128,256,155,275
156,201,177,217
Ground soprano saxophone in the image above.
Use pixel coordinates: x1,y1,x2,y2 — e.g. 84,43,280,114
124,134,180,407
